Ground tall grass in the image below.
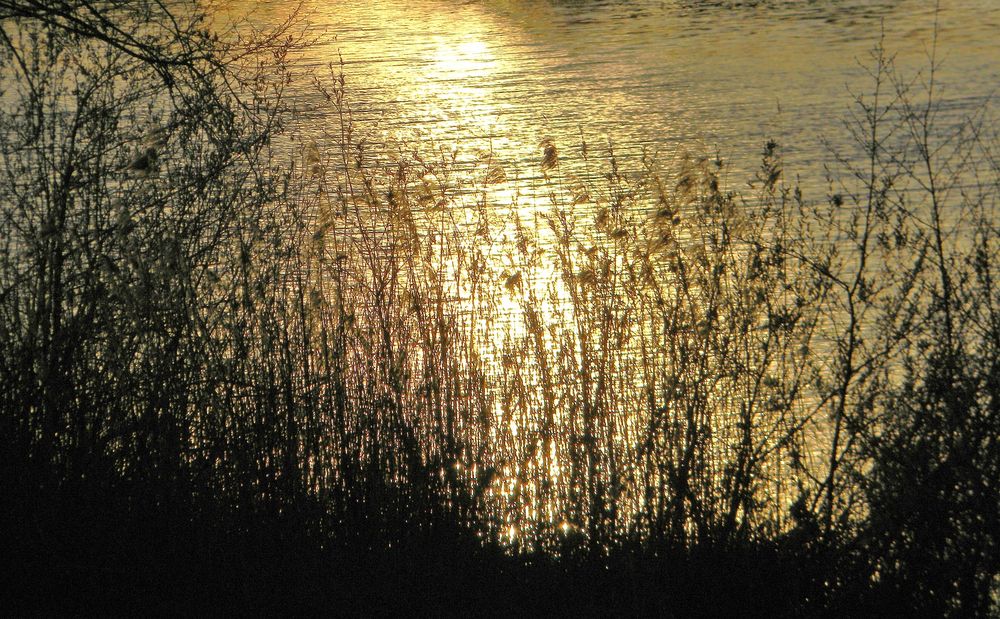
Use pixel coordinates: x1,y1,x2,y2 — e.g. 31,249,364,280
1,5,998,614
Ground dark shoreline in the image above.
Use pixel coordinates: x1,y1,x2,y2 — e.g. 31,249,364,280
2,2,998,616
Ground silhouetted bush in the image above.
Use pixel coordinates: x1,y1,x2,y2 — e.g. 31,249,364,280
1,3,997,615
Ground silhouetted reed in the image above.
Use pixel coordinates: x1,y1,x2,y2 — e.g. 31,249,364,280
1,4,998,615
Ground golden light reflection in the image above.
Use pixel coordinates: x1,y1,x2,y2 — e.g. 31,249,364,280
429,39,493,79
212,0,856,549
506,524,518,543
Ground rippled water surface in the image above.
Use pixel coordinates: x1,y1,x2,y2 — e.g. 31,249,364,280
214,0,999,198
194,0,1000,543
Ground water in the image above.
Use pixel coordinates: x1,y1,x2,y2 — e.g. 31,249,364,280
203,0,1000,542
214,0,998,200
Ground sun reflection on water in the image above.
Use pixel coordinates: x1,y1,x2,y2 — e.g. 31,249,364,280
206,0,1000,553
429,39,493,79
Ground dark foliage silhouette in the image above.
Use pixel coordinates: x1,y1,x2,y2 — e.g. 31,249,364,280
1,2,997,615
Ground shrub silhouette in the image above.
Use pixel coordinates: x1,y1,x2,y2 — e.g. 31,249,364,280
0,2,997,615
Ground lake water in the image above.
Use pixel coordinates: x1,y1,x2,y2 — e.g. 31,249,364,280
215,0,998,200
203,0,998,544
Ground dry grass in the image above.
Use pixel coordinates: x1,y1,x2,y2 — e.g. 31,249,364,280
1,6,998,614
